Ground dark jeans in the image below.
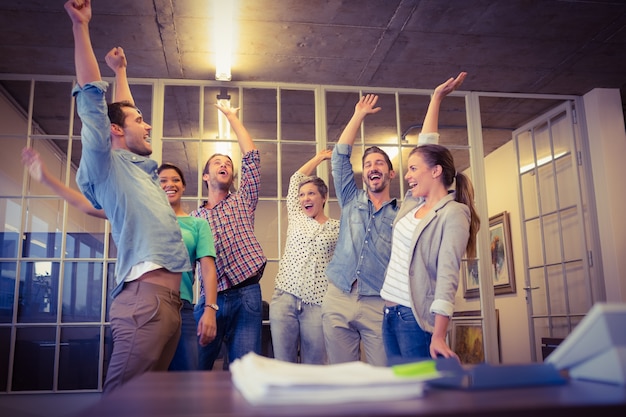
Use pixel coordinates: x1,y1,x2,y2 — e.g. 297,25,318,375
168,300,199,371
382,304,432,366
194,283,262,370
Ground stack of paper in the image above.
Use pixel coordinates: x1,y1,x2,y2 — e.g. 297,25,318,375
230,352,439,405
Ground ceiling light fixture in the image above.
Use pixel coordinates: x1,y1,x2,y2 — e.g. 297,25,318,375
213,0,236,81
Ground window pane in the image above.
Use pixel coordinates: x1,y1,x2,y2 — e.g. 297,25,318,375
280,143,317,198
23,198,63,258
0,199,21,258
281,89,315,141
258,142,278,198
0,262,17,323
326,91,359,144
33,81,74,136
243,88,277,140
163,85,200,138
162,140,201,197
58,326,100,390
65,232,106,259
13,326,56,391
398,93,429,144
62,262,104,323
0,327,10,391
1,136,28,196
18,261,59,323
255,200,279,259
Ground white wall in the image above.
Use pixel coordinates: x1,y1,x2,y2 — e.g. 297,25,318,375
584,89,626,303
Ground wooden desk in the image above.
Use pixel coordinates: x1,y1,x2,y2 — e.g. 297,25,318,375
78,370,626,417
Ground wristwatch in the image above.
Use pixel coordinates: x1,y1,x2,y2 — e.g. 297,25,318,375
205,303,219,311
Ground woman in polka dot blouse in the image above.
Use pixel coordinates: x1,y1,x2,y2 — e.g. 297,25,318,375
269,149,340,364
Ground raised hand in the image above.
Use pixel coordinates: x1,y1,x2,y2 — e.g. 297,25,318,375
433,72,467,100
64,0,92,25
21,147,45,183
215,101,240,117
105,47,127,72
355,94,382,116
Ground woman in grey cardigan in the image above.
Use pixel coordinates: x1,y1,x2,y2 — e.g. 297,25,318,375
380,73,480,364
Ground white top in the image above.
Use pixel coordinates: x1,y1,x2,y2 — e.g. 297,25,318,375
274,171,340,305
380,207,421,306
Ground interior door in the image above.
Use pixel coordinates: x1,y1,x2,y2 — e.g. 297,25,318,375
513,101,595,361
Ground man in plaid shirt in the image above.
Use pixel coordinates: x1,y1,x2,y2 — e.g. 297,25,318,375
191,101,266,370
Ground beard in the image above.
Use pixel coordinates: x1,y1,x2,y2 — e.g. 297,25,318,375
210,175,233,192
364,171,390,194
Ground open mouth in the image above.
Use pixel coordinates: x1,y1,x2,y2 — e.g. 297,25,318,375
218,169,228,175
368,171,382,181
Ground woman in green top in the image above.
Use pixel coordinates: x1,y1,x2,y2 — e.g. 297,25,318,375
157,163,218,370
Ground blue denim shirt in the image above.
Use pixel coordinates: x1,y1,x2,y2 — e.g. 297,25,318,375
325,143,398,295
73,81,190,297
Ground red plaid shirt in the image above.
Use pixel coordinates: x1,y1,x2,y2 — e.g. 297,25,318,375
191,150,266,294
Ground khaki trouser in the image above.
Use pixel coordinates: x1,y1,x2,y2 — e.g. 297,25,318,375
104,280,182,393
321,282,386,366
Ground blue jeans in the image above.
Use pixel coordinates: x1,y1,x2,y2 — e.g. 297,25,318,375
269,289,326,364
382,304,432,366
193,283,262,370
169,300,198,371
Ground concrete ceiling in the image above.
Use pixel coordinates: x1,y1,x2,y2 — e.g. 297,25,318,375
1,0,625,198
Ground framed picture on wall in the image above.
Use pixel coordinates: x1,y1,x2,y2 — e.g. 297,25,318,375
463,211,516,298
450,310,501,364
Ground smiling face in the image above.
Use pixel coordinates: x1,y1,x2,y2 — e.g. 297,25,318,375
159,168,185,206
405,151,440,198
202,154,234,192
119,107,153,156
362,150,394,194
299,182,327,220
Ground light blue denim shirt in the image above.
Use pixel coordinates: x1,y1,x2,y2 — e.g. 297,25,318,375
325,143,398,296
73,81,190,298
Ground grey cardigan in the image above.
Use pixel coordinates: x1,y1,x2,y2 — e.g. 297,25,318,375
393,191,470,333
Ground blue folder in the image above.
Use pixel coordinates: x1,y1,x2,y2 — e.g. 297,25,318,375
427,358,568,389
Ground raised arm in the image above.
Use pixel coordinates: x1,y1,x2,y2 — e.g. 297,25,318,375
21,147,107,219
64,0,101,87
298,149,332,176
422,72,467,134
105,46,134,104
215,102,256,154
337,94,381,146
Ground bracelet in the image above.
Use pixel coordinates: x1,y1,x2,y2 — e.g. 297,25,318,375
204,303,219,311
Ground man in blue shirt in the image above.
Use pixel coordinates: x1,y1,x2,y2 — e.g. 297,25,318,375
322,94,397,366
64,0,190,391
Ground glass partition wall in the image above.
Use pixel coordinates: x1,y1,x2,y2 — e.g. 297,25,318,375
0,74,602,392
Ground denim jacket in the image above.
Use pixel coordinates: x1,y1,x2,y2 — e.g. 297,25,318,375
325,143,398,296
73,81,190,297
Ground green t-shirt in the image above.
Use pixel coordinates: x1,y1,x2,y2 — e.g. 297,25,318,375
177,216,216,303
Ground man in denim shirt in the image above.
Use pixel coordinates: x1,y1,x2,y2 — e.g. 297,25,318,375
322,94,397,366
65,0,190,391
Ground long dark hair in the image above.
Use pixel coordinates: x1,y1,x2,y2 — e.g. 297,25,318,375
410,144,480,258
